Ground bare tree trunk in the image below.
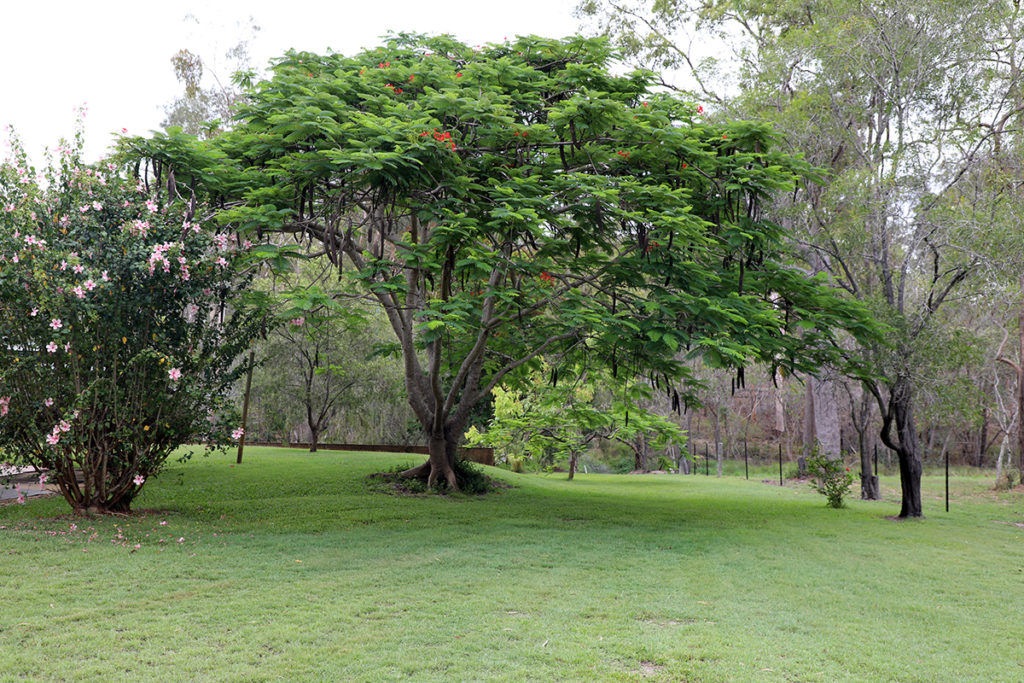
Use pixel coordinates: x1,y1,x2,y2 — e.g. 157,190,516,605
634,433,649,472
853,384,879,500
568,452,578,480
977,407,988,467
1017,304,1024,478
811,374,842,460
891,379,923,518
801,379,815,475
714,402,723,477
774,372,786,436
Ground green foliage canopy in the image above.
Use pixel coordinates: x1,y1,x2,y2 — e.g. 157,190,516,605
131,34,877,486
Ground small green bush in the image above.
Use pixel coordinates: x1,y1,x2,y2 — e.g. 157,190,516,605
806,452,854,508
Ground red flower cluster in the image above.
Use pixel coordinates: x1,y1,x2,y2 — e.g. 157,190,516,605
697,105,704,115
378,61,391,68
513,130,529,137
616,150,631,159
384,83,403,94
539,271,554,283
644,240,661,254
419,128,456,150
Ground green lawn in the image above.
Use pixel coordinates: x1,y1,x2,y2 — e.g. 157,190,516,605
1,447,1022,682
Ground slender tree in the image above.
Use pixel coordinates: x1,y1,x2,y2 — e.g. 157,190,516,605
581,0,1024,516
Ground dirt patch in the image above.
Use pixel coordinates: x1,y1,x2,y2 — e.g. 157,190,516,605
639,661,666,678
992,520,1024,529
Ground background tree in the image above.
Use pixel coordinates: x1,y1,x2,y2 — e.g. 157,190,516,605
162,15,261,138
581,0,1024,516
0,127,260,513
134,33,877,491
466,365,684,478
248,277,412,449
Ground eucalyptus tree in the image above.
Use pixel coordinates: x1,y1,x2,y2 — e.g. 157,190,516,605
131,34,876,490
581,0,1024,515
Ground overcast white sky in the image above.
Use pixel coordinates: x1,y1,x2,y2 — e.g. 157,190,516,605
1,0,585,163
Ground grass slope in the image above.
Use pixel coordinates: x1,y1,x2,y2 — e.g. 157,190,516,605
1,447,1022,682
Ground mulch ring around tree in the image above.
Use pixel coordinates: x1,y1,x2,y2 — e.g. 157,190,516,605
367,468,511,496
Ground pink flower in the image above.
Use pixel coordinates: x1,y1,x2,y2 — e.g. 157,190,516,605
30,307,38,316
133,474,145,486
159,520,167,526
73,286,85,299
49,318,62,330
145,200,157,213
92,201,102,211
0,397,9,416
46,342,58,356
46,432,60,445
290,317,305,327
177,537,185,543
72,264,84,274
16,495,25,505
231,427,245,440
58,420,71,433
101,270,109,281
169,367,182,381
84,280,96,291
43,398,54,407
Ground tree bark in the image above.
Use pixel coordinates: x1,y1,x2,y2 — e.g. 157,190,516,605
1017,305,1024,478
811,375,842,460
801,379,814,475
891,379,923,518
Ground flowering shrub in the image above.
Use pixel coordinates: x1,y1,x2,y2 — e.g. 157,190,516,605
806,451,854,509
0,129,261,513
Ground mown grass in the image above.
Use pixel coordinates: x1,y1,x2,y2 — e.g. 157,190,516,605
1,447,1022,682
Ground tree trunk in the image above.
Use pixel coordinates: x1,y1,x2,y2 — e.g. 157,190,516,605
860,448,880,501
1017,305,1024,477
811,374,841,460
773,371,786,436
568,452,578,480
854,385,880,500
891,379,923,518
634,433,649,472
714,402,723,477
977,407,988,467
801,379,814,475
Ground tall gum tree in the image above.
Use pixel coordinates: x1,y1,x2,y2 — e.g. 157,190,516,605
581,0,1024,516
133,34,877,489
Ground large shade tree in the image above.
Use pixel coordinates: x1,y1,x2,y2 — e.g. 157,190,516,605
133,34,877,489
